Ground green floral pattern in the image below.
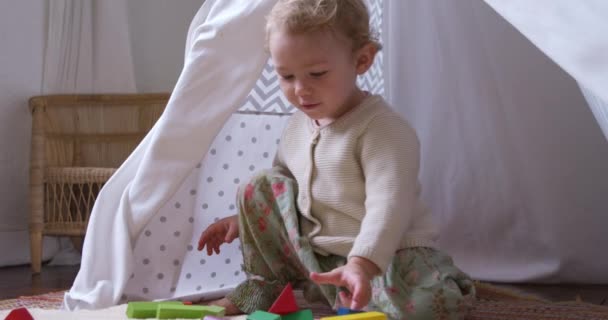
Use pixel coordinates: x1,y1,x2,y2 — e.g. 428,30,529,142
227,168,475,319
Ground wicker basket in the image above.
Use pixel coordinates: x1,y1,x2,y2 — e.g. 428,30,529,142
28,94,169,273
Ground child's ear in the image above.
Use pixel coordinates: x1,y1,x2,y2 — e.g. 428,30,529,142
355,42,378,75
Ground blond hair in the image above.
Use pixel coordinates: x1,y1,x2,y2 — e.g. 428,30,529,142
266,0,382,51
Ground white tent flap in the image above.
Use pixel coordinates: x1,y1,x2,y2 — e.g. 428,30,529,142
484,0,608,140
385,0,608,284
64,0,276,310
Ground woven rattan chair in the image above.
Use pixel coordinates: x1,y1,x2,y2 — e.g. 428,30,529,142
28,93,169,273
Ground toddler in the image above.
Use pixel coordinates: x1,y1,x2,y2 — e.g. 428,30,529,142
198,1,475,319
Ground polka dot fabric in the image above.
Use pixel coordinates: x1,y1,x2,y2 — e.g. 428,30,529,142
124,114,289,301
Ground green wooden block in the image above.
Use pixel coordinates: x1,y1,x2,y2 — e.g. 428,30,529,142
200,305,226,317
126,301,181,319
247,310,282,320
156,304,226,319
283,309,313,320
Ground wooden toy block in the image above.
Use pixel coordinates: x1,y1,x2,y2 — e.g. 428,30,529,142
126,301,181,318
268,283,298,315
320,311,387,320
156,304,226,319
282,309,313,320
200,305,226,316
337,307,363,315
247,310,282,320
4,307,34,320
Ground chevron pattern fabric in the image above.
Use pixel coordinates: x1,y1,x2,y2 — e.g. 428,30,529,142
360,0,384,96
239,61,293,114
238,0,385,115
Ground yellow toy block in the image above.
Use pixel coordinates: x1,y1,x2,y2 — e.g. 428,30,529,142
320,311,387,320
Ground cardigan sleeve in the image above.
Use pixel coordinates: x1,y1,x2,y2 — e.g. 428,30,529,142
348,111,422,273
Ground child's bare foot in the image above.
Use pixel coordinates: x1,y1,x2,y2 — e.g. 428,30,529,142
201,297,243,315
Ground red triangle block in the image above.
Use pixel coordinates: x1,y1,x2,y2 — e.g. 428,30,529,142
4,308,34,320
268,283,298,315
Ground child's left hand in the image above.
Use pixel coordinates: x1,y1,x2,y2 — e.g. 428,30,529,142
309,256,380,310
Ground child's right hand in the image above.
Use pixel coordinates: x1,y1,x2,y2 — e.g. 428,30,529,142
197,215,239,256
309,257,380,310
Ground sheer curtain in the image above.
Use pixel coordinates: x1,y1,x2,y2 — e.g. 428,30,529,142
40,0,136,265
384,0,608,283
42,0,135,93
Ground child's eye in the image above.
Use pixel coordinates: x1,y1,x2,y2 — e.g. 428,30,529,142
280,74,294,80
310,71,327,78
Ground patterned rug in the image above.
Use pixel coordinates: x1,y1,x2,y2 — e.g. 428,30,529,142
468,283,608,319
1,284,608,319
0,291,64,310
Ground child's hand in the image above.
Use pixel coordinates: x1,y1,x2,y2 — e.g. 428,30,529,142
197,215,239,256
309,257,380,310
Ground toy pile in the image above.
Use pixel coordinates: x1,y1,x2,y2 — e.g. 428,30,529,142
124,283,387,320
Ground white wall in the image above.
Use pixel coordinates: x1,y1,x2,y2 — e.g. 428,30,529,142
0,0,44,231
0,0,61,265
127,0,204,92
0,0,205,266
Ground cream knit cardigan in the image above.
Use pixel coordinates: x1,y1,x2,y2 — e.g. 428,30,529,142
275,94,438,272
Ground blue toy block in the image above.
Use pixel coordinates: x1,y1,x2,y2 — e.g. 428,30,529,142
337,307,348,315
320,311,387,320
337,307,363,315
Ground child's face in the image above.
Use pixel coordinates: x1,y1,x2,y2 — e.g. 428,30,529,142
269,29,372,124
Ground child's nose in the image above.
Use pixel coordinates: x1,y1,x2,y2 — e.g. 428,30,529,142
294,80,312,96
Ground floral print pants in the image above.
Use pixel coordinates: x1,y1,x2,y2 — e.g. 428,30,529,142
226,168,476,320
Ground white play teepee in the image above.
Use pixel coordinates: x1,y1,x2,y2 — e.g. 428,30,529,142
64,0,608,310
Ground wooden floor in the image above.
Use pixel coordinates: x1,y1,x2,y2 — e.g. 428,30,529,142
1,264,607,306
0,264,79,300
492,282,608,305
